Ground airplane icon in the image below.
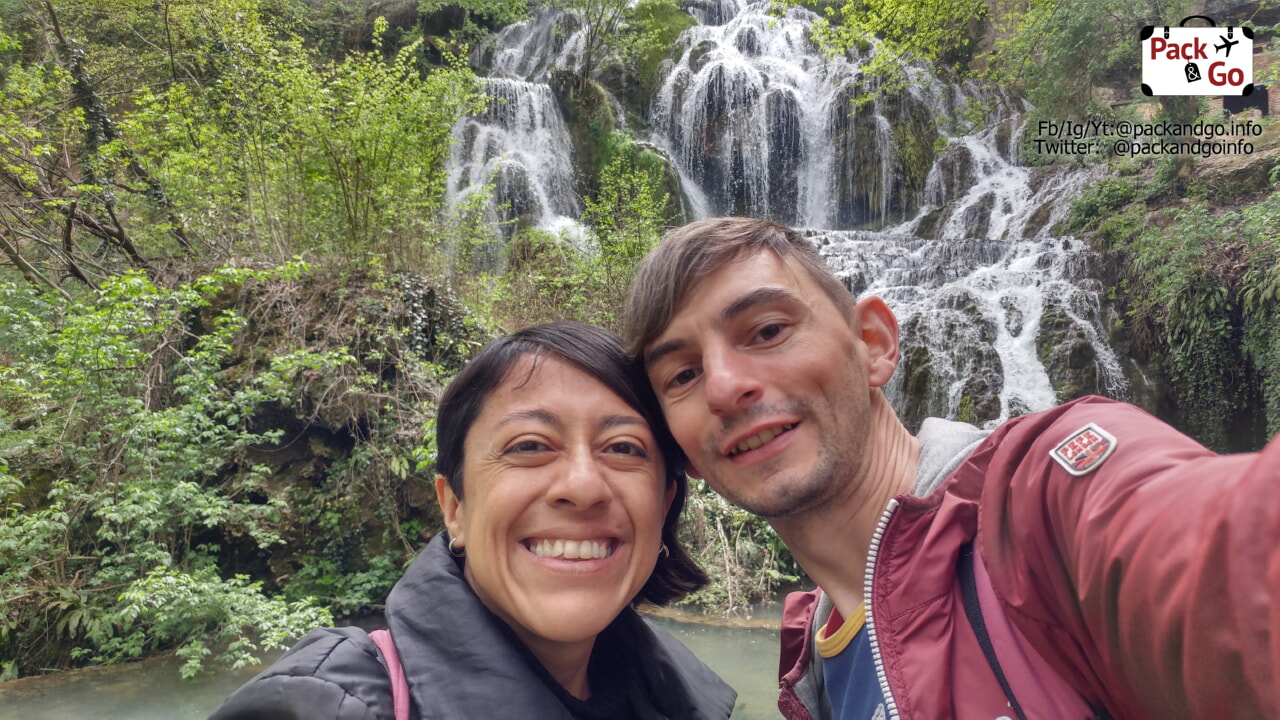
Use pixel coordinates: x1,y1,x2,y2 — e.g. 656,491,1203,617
1216,34,1239,56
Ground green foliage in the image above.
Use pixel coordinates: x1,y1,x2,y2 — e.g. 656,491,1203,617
987,0,1178,118
1,0,483,291
104,568,331,679
808,0,985,77
493,132,671,330
124,7,484,261
679,480,799,614
287,551,403,617
622,0,697,98
549,0,631,80
583,134,672,270
418,0,530,50
0,262,349,677
783,0,1191,122
1122,194,1280,449
1067,178,1138,232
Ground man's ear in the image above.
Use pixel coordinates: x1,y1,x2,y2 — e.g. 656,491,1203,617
435,474,464,539
684,462,703,480
851,295,900,388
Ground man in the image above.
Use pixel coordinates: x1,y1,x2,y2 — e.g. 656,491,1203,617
622,216,1280,720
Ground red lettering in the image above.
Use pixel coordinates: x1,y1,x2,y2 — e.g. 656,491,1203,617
1150,37,1212,61
1209,62,1244,86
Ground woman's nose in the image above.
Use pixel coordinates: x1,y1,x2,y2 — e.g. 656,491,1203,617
546,449,613,509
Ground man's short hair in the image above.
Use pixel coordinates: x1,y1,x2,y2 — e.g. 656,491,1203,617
623,217,855,356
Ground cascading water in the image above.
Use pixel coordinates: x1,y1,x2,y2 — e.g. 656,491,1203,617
447,0,1129,424
446,78,582,240
444,12,594,244
813,116,1128,427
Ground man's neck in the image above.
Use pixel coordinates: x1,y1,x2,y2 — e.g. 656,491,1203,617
771,394,919,620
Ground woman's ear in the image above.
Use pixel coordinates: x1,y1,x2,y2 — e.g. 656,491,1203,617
436,474,464,539
851,295,900,388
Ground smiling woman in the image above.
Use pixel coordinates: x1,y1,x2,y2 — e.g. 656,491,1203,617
207,322,737,720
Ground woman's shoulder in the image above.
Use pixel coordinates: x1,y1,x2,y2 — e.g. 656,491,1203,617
207,627,394,720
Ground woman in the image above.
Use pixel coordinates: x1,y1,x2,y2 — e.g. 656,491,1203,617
209,322,736,720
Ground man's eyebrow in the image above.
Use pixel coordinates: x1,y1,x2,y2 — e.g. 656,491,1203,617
719,286,800,325
645,338,686,368
645,287,800,368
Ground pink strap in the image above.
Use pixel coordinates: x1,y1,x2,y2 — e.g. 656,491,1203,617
369,629,410,720
972,550,1094,719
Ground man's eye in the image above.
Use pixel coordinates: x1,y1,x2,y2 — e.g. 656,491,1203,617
668,368,700,389
507,440,547,453
755,323,784,342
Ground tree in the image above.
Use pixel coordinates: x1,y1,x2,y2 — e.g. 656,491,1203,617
0,0,483,289
988,0,1191,119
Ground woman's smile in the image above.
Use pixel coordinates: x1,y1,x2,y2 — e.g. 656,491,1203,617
524,537,616,560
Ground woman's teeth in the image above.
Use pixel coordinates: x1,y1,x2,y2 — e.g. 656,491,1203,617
731,423,795,456
528,539,613,559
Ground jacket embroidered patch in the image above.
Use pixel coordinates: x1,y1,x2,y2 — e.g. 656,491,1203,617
1050,423,1118,476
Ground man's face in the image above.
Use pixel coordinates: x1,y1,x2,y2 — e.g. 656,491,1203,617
643,251,877,518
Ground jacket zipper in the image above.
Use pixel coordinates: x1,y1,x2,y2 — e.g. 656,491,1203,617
864,497,901,720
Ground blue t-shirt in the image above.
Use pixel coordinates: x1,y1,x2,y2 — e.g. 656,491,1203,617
817,603,888,720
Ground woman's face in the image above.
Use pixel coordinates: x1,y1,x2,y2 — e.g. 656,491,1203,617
437,354,675,664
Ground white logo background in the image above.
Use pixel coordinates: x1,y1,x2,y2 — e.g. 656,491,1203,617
1141,22,1253,96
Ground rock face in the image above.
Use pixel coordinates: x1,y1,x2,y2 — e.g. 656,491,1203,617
896,294,1004,432
550,70,618,197
1191,122,1280,201
1037,303,1102,403
829,82,939,227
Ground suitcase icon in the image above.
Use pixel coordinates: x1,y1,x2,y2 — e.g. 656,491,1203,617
1141,16,1253,96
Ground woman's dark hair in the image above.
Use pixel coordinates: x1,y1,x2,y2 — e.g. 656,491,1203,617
434,321,707,606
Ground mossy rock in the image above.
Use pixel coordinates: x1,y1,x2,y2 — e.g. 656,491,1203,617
629,0,699,99
829,80,938,226
549,70,618,198
897,341,936,434
688,39,718,74
1189,122,1280,203
1036,304,1101,403
1022,200,1054,239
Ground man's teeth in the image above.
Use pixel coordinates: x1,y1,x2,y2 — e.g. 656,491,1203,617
528,539,613,559
732,424,795,456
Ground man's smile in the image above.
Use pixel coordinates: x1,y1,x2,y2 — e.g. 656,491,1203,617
723,421,800,458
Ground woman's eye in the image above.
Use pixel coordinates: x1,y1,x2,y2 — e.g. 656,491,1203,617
507,440,547,453
607,441,647,457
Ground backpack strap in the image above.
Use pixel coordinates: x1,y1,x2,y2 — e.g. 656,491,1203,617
959,544,1112,720
959,545,1030,720
369,628,411,720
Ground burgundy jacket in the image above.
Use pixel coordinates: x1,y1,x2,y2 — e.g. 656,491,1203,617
779,397,1280,720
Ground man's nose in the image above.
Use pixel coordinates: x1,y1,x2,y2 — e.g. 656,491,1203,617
702,346,762,417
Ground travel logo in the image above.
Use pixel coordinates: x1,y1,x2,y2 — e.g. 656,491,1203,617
1141,16,1254,96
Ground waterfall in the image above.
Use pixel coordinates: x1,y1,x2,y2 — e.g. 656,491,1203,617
448,0,1129,424
446,78,582,240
